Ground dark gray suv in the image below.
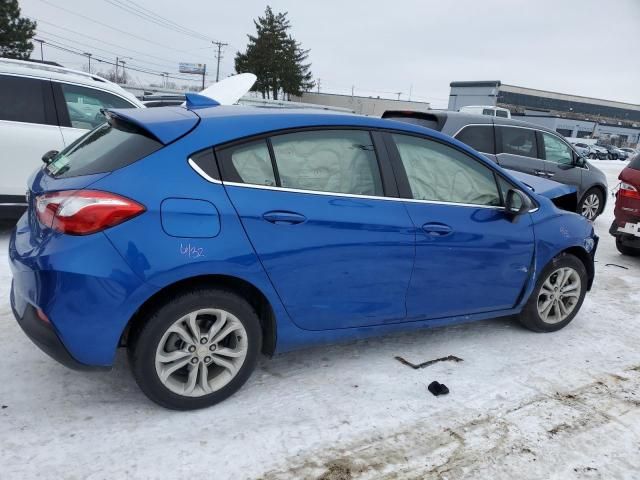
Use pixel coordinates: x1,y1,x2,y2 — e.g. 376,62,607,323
382,110,608,220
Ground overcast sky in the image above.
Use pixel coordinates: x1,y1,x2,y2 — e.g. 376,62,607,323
20,0,640,108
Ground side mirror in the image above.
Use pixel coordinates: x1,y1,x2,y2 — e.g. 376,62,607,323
505,189,533,222
41,150,59,164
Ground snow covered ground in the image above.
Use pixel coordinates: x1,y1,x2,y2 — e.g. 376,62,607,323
1,160,639,480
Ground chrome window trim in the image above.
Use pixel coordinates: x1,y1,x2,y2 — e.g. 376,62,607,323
188,158,222,184
222,180,506,210
0,202,28,207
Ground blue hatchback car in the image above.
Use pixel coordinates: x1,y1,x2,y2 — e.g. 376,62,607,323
10,98,597,409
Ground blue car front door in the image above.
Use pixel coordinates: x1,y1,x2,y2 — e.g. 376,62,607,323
217,130,415,331
388,132,535,320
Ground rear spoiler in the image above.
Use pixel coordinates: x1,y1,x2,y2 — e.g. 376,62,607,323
105,107,200,145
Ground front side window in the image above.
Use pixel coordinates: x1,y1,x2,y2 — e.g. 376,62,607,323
498,126,537,158
542,132,573,165
0,74,52,125
392,134,501,206
271,130,383,196
60,83,135,129
455,125,495,154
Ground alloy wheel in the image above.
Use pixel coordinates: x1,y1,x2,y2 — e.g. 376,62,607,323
154,308,248,397
581,193,600,220
536,267,582,324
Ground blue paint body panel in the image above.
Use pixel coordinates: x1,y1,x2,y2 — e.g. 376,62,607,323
9,106,598,367
160,198,220,238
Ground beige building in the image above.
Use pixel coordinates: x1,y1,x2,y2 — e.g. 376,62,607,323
291,92,430,116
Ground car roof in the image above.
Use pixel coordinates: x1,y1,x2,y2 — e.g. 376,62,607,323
0,57,143,107
108,105,471,150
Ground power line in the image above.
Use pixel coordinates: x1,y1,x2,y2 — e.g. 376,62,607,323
31,17,187,66
36,0,202,54
37,30,180,72
35,38,203,83
102,0,216,43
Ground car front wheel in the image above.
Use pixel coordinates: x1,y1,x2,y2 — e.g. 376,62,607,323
518,253,587,332
129,288,262,410
578,188,603,220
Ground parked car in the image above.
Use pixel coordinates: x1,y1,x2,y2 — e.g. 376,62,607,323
382,110,608,220
10,101,598,410
619,147,638,158
613,147,629,160
598,144,620,160
610,153,640,256
0,58,144,218
572,142,591,157
587,145,609,160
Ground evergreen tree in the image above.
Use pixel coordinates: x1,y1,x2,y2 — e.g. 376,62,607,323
235,6,314,100
0,0,37,59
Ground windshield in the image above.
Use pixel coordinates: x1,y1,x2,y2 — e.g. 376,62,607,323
46,119,162,178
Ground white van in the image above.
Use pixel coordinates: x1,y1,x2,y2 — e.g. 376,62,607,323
459,105,511,119
0,58,143,216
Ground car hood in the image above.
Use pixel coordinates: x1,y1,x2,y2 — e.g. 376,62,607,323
507,170,577,200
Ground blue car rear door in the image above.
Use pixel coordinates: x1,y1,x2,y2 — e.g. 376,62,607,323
385,132,535,320
217,129,415,331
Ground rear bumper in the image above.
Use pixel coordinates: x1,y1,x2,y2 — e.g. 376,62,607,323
9,214,155,367
11,286,106,371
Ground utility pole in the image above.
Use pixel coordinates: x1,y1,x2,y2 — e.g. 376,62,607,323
120,60,127,84
35,39,45,61
83,52,92,73
115,56,119,83
396,92,402,101
212,41,228,82
162,72,168,88
202,64,207,90
317,78,321,93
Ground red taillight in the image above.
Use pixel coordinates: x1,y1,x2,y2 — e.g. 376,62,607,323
619,182,640,200
35,190,145,235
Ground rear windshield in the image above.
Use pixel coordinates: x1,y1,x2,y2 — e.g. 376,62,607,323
629,153,640,170
46,119,162,178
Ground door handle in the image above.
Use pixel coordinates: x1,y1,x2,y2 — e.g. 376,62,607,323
534,170,545,176
262,211,307,225
422,223,453,236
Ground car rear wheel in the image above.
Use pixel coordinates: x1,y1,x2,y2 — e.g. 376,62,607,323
128,288,262,410
616,237,640,257
518,253,587,333
578,188,603,220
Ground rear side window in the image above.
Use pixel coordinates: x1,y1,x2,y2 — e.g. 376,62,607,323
59,83,135,130
271,130,383,196
0,74,55,125
497,126,537,158
221,140,276,186
46,119,162,178
454,125,495,154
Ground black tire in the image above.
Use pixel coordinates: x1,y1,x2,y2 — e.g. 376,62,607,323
616,237,640,257
577,188,603,220
128,288,262,410
588,153,597,159
518,253,588,333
